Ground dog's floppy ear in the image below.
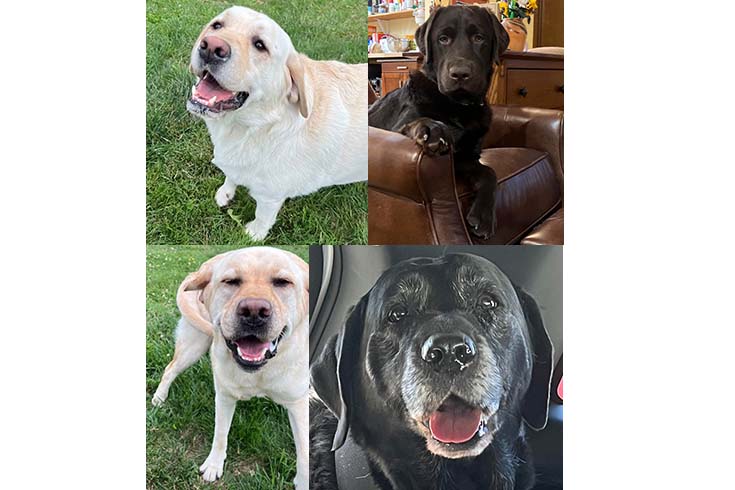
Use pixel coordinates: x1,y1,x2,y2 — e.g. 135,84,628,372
284,251,309,294
175,253,227,337
516,287,554,430
415,7,444,67
310,294,369,451
286,52,311,119
484,8,510,65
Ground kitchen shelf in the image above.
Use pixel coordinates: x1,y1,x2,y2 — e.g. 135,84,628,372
368,10,415,22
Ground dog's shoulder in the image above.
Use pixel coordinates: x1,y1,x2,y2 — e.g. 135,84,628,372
368,83,418,131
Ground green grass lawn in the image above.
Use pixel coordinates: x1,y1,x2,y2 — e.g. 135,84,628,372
146,245,309,489
146,0,367,245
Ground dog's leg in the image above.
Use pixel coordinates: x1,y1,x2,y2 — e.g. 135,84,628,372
245,196,285,241
199,389,237,482
215,177,237,208
152,320,211,406
286,396,309,490
465,165,498,239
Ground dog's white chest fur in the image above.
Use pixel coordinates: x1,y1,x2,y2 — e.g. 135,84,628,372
205,102,366,202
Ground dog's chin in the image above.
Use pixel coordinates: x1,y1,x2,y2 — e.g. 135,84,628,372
412,395,494,459
438,83,486,106
224,327,287,372
187,71,249,119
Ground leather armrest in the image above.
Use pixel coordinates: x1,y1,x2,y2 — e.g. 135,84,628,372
483,105,564,190
368,127,426,202
368,127,471,244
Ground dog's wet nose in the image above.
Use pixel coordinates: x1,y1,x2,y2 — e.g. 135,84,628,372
421,333,476,371
236,298,272,320
449,65,472,82
198,35,231,63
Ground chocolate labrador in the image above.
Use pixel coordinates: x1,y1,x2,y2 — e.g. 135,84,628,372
310,254,553,490
369,6,509,239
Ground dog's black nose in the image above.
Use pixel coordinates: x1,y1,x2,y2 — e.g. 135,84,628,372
236,298,272,320
198,35,231,63
421,333,476,371
449,65,471,82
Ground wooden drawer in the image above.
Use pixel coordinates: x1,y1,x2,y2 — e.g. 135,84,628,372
381,61,418,73
382,72,410,95
505,69,564,110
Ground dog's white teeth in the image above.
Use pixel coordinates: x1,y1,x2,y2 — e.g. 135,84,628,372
192,85,196,95
209,96,217,104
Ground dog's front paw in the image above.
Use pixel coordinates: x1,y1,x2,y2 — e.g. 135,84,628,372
294,472,308,490
151,388,167,407
466,202,496,239
215,184,235,208
245,220,270,241
199,454,225,482
400,118,453,156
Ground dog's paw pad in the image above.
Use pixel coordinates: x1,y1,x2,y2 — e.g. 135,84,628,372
199,458,224,482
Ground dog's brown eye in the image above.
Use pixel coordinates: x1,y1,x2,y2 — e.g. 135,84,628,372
273,278,292,287
438,35,451,45
473,34,485,43
253,39,267,51
387,306,408,323
222,278,241,286
479,295,498,309
212,21,223,30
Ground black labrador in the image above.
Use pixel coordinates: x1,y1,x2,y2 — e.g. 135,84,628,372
310,254,553,490
369,6,509,239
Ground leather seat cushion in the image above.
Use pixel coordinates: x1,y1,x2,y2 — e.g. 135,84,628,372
458,147,562,244
521,208,564,245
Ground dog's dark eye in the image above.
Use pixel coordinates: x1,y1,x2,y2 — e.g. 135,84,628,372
253,39,267,51
212,21,223,30
387,305,408,323
473,34,485,43
273,278,292,287
438,35,451,45
222,278,241,286
479,294,499,309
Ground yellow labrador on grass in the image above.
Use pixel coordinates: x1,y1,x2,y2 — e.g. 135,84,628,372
187,6,367,240
152,247,309,487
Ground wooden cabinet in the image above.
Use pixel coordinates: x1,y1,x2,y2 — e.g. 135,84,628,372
373,52,563,109
488,51,564,110
380,60,418,96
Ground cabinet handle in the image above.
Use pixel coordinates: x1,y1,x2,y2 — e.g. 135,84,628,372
518,87,528,97
396,65,408,70
558,84,564,93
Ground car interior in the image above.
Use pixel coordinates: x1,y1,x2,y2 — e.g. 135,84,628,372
309,245,563,489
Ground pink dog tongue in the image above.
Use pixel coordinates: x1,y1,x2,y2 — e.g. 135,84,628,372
193,74,235,103
235,338,269,361
429,405,482,444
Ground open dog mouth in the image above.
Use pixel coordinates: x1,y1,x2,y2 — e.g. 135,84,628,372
188,71,248,114
224,328,286,371
417,395,491,456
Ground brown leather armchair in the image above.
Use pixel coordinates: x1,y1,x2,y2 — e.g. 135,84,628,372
368,105,564,245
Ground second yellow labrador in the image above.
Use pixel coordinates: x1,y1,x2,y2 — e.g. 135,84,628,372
152,247,309,487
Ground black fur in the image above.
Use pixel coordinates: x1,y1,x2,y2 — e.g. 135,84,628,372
369,6,509,239
309,254,553,490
